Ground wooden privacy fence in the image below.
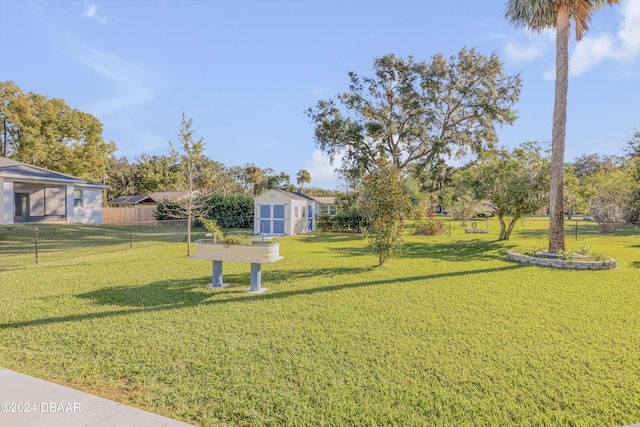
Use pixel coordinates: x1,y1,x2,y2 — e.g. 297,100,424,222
102,207,158,224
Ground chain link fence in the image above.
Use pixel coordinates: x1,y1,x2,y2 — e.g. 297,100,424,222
447,216,640,239
0,220,190,270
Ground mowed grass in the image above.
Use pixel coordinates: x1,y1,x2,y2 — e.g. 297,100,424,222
0,219,638,426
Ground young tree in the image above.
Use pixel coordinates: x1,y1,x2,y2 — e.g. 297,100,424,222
446,170,492,225
296,169,311,193
308,49,521,189
465,142,550,240
584,167,634,233
360,158,412,266
624,131,640,224
166,111,211,256
505,0,620,253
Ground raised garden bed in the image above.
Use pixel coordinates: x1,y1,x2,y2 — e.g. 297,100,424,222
194,239,281,264
506,251,617,270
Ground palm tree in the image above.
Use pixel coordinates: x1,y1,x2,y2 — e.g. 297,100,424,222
296,169,311,193
244,165,263,195
505,0,619,254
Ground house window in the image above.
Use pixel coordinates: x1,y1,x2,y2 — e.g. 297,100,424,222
74,189,83,207
14,193,30,217
294,206,299,218
302,207,305,218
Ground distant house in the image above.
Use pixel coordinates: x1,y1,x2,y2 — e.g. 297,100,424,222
0,156,108,225
309,196,337,217
254,189,318,236
108,191,188,207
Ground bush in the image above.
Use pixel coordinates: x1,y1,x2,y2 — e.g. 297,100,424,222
317,212,368,233
413,219,447,236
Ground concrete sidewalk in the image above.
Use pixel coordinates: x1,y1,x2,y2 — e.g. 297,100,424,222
0,367,194,427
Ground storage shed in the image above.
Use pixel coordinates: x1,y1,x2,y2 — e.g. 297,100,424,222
254,189,316,236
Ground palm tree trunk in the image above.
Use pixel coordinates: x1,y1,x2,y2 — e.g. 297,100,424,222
549,6,569,254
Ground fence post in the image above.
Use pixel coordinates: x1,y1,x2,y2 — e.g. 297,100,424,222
35,226,39,264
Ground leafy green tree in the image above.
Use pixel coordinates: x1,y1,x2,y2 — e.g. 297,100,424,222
624,131,640,223
505,0,620,253
446,170,491,225
465,142,550,240
360,158,412,265
563,164,589,217
105,156,138,200
308,49,521,189
135,154,180,194
0,81,114,180
584,167,634,233
296,169,311,193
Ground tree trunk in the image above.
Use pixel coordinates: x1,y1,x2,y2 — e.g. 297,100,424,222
549,6,569,254
187,213,192,257
502,216,520,241
498,214,507,240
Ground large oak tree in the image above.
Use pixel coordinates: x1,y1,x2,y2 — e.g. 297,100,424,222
307,48,521,190
0,81,114,181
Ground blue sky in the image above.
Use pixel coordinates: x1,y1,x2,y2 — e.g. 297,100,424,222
1,0,638,189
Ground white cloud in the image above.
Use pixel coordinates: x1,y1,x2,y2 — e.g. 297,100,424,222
503,28,554,62
616,0,640,60
64,38,159,116
305,149,340,189
84,4,108,24
505,42,544,61
570,33,615,75
61,35,167,156
568,0,640,76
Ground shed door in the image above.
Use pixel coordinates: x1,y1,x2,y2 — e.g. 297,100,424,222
258,204,286,235
273,205,285,234
308,205,313,231
259,205,271,234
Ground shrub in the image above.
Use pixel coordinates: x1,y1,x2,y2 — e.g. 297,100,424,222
317,212,368,233
413,219,447,236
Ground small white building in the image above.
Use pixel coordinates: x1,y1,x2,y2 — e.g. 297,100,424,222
0,157,108,225
254,189,317,236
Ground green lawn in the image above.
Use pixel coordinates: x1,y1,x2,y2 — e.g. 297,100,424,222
1,219,638,426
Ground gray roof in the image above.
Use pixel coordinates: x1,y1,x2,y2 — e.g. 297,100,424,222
266,189,317,201
108,195,155,205
107,191,188,206
0,156,108,188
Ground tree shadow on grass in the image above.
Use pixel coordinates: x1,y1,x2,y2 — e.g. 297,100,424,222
400,240,517,262
329,238,517,262
296,232,364,244
1,264,526,329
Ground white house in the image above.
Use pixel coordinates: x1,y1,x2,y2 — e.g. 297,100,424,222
309,196,337,217
0,157,108,225
254,189,317,236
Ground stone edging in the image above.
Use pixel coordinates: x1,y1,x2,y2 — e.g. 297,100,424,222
506,251,617,270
